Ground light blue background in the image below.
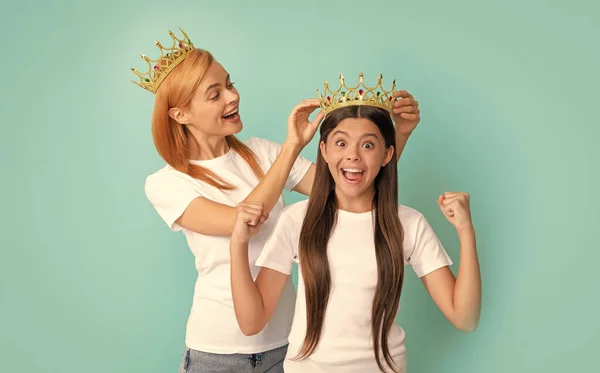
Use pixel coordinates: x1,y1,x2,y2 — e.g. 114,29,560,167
1,0,598,372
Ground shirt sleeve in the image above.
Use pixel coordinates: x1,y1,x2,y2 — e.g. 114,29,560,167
144,171,202,232
255,212,297,275
407,213,453,277
247,137,313,191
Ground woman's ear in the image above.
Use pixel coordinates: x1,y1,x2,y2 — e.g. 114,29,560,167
168,107,188,124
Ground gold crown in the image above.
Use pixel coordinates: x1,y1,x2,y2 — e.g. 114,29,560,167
316,73,396,114
130,28,195,93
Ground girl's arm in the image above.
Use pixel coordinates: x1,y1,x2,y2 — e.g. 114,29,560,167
420,192,481,332
229,202,291,335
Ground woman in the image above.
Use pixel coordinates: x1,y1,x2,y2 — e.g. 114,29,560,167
130,29,421,372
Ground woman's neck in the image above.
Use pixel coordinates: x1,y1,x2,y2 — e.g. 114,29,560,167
187,130,230,161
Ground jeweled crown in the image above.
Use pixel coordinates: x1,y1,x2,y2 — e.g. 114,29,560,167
316,73,396,114
130,28,195,93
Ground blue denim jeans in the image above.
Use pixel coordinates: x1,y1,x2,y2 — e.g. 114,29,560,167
179,344,287,373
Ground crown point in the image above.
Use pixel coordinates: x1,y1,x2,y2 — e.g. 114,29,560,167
131,28,196,94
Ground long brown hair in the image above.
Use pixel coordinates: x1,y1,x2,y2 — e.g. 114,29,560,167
151,49,264,189
296,105,405,372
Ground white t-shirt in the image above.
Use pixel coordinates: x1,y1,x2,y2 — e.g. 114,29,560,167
144,137,312,354
255,199,453,373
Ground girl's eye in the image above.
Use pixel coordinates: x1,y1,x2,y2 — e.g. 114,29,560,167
211,93,220,100
227,82,235,89
336,141,346,147
363,142,374,149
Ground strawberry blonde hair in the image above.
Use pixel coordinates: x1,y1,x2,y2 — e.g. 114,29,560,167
151,48,264,189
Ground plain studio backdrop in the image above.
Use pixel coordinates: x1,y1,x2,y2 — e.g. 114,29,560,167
0,0,598,372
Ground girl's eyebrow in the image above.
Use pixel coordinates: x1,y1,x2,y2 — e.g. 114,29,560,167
332,130,379,140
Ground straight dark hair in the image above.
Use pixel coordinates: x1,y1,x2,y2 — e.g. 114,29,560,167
295,105,405,372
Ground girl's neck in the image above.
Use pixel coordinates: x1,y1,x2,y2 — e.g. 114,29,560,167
188,131,230,161
334,187,376,213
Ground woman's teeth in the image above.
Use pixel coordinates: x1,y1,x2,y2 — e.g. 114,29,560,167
222,109,238,118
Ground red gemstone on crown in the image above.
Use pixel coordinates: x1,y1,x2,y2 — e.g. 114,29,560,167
359,89,364,95
179,43,184,48
154,65,159,70
327,96,331,101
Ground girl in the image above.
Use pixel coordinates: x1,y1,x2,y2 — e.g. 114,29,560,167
132,29,422,372
229,86,481,372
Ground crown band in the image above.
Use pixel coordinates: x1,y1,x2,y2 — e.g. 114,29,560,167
317,73,396,115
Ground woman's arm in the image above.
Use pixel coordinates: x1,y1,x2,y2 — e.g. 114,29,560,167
177,142,302,235
391,90,420,162
177,100,324,236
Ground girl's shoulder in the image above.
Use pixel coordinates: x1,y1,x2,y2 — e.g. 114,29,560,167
397,204,428,229
397,204,423,218
280,199,310,222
